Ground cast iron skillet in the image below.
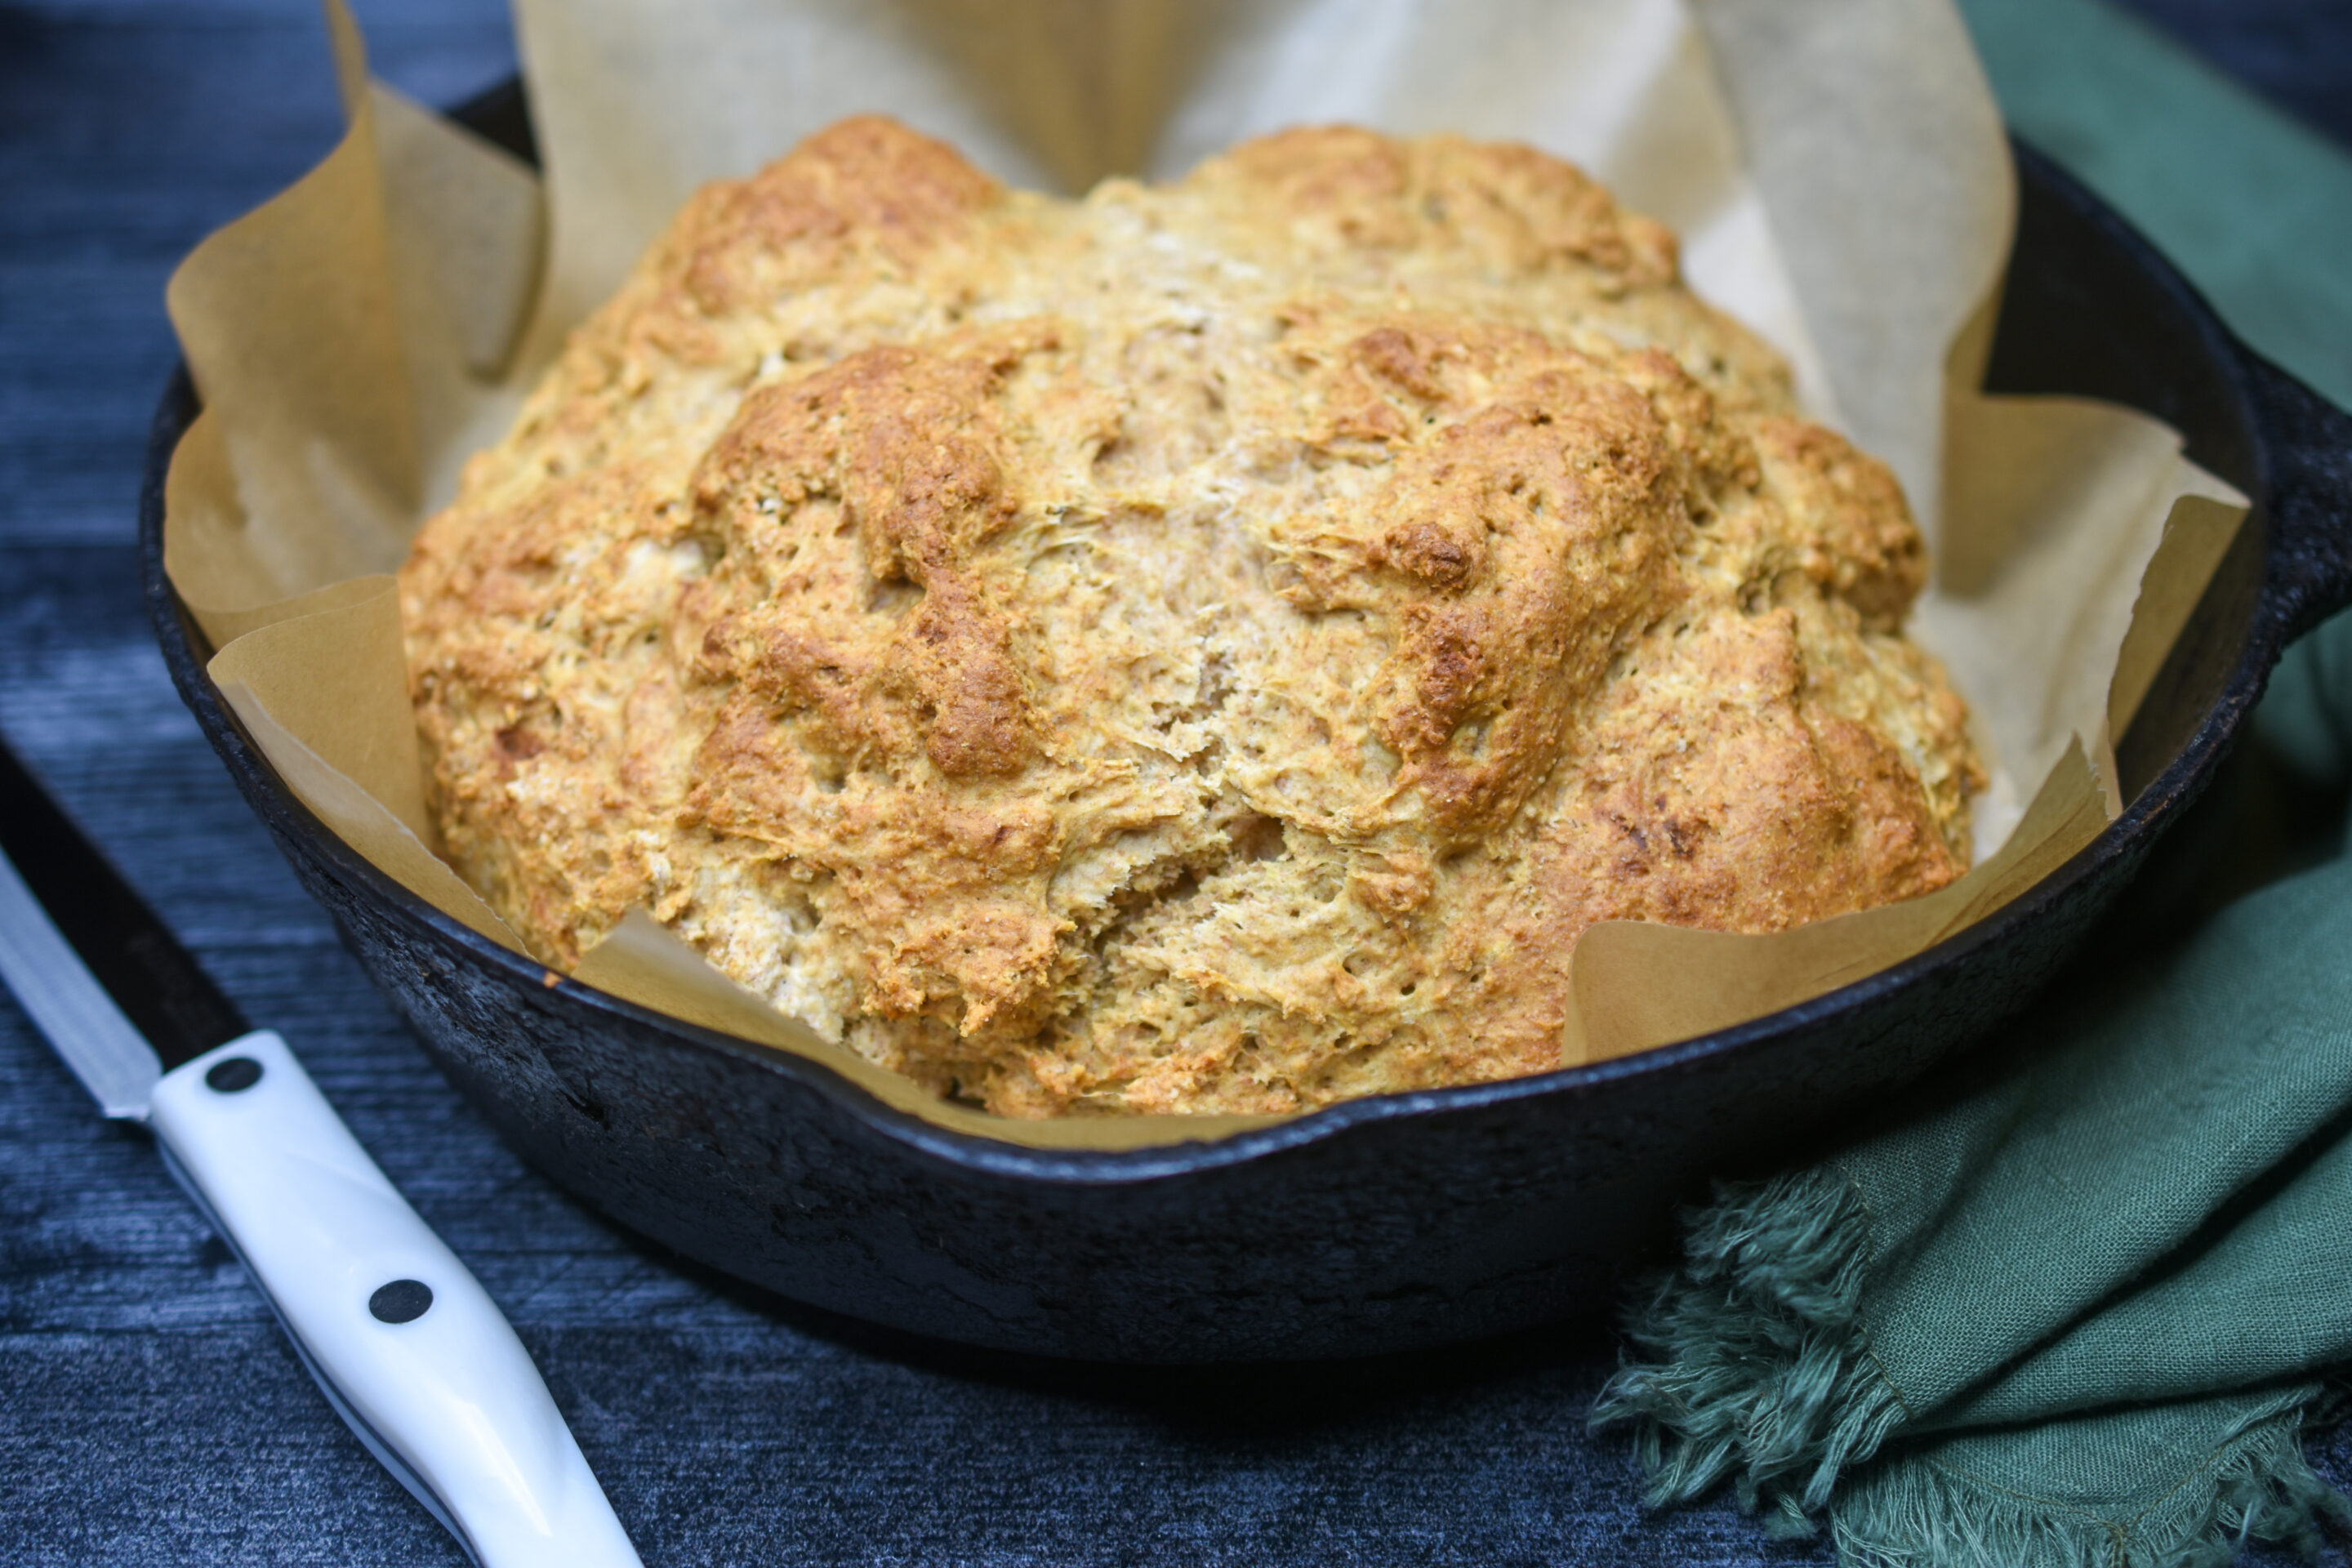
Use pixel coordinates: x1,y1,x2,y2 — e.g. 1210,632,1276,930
140,84,2352,1361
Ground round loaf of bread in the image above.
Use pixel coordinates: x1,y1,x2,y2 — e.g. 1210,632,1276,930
401,117,1983,1117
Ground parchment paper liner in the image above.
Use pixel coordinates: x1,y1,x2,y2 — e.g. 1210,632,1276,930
163,0,2247,1150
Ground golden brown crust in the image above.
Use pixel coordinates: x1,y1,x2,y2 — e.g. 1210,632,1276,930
402,118,1983,1117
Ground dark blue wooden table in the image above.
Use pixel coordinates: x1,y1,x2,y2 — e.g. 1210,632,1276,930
3,2,2348,1563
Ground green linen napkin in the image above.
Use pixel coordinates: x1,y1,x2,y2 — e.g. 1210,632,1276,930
2261,608,2352,817
1594,608,2352,1566
1958,0,2352,415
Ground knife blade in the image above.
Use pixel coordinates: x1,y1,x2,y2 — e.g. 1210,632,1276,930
0,740,243,1112
0,737,641,1568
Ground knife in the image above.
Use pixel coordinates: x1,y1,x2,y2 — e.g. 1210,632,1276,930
0,737,642,1568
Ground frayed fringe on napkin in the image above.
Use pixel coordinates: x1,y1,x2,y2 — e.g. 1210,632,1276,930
1589,1169,1904,1523
1589,1169,2351,1566
1830,1410,2348,1568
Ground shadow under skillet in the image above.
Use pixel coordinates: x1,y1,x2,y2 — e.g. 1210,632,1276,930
638,1227,1622,1432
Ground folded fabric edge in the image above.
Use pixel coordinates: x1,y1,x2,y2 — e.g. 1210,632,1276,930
1829,1391,2350,1568
1589,1165,1909,1522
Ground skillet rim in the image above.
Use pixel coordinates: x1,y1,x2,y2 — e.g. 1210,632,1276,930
136,129,2301,1187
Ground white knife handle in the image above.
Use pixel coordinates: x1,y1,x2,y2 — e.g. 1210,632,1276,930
149,1031,642,1568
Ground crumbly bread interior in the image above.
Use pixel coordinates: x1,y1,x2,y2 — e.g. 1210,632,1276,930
401,117,1983,1117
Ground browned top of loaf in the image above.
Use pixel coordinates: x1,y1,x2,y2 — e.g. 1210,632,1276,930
400,116,1982,1118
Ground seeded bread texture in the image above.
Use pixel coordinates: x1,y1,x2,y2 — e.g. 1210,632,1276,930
399,116,1983,1118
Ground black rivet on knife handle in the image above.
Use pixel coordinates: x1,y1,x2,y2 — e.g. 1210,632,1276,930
204,1057,261,1093
369,1280,434,1324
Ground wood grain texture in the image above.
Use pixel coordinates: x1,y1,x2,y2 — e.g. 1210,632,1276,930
1,3,2345,1566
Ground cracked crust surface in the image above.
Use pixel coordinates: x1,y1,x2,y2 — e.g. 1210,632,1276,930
401,117,1983,1117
